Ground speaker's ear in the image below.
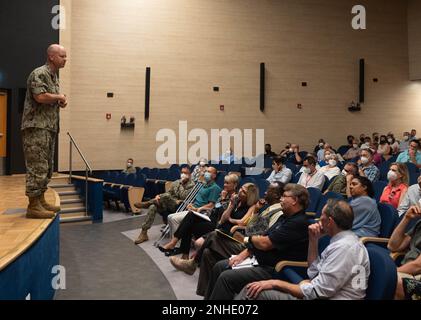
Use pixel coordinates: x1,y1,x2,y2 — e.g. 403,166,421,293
260,63,265,112
359,59,365,104
145,67,151,120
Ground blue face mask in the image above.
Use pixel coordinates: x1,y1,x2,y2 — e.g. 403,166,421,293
204,172,212,182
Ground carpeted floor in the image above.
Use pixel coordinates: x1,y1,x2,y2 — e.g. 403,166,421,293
122,226,202,300
55,215,179,300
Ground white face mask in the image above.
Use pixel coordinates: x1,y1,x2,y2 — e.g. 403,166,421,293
387,171,398,182
200,161,206,167
353,144,359,149
303,167,311,174
328,159,337,167
319,143,324,147
404,136,409,141
180,173,189,181
127,163,133,168
341,169,348,176
360,156,369,165
387,138,393,143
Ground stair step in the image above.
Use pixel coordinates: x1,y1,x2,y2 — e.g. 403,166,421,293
58,191,79,196
60,207,86,214
60,198,82,204
61,201,85,209
60,213,92,223
49,183,74,188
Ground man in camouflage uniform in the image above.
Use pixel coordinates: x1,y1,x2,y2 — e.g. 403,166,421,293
134,166,195,244
21,44,68,219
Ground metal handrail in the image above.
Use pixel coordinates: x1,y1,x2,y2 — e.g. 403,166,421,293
67,132,92,217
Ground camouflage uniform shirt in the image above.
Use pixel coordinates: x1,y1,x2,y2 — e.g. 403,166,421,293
21,64,60,132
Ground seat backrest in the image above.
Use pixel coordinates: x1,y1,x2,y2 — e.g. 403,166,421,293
337,145,350,156
307,187,322,213
373,180,388,202
291,171,302,184
256,179,269,198
315,191,344,218
405,162,420,185
377,203,399,238
365,243,397,300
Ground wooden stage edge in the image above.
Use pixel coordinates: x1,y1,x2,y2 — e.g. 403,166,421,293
0,175,61,271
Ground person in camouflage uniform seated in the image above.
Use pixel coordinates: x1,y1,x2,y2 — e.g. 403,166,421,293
134,166,195,244
21,44,68,219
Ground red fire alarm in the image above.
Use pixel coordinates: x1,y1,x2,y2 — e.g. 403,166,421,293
106,113,112,120
220,105,225,111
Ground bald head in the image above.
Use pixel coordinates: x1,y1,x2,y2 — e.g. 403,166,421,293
46,44,67,71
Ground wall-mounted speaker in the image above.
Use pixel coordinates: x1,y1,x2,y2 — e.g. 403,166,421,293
145,67,151,120
359,59,365,104
260,63,265,112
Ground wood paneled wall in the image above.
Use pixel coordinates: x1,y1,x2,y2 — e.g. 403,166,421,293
59,0,421,171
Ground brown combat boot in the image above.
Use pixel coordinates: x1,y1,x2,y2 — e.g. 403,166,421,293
26,196,56,219
39,192,61,213
169,256,197,275
134,229,149,245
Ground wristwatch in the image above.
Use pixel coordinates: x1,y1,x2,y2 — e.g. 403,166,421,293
244,236,254,250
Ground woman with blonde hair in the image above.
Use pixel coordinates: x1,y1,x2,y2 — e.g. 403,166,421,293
380,163,409,209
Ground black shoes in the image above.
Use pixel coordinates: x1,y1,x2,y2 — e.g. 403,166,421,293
158,246,181,256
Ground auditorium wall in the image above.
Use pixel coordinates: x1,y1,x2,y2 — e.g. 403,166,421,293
408,0,421,80
59,0,421,171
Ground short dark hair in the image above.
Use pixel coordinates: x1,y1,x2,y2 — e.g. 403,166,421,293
127,158,134,162
353,176,375,198
304,156,317,166
272,156,285,166
345,162,359,175
410,139,421,148
324,199,354,231
361,148,374,156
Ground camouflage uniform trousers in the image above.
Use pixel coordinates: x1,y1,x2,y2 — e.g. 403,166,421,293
142,193,179,230
22,128,56,197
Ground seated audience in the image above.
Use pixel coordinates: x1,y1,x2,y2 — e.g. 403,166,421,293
235,199,370,300
377,135,391,159
134,166,195,244
279,142,292,157
313,138,325,154
220,148,236,163
160,180,256,258
266,156,292,184
169,182,285,297
319,154,341,180
357,148,380,183
283,144,303,165
397,139,421,169
343,139,360,160
298,156,325,190
206,184,310,300
317,143,334,162
397,175,421,217
409,129,418,141
167,166,221,238
122,158,136,174
387,133,400,155
388,205,421,299
265,144,277,157
379,163,409,209
399,132,411,152
324,162,358,197
346,176,381,237
192,158,208,182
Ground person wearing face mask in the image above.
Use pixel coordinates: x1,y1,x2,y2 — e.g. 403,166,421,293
397,139,421,169
166,166,222,240
192,158,208,182
235,199,370,301
343,139,360,160
317,143,336,163
313,138,325,154
399,132,411,152
298,156,326,190
319,154,341,180
397,175,421,218
122,158,136,174
325,162,358,197
134,166,195,244
379,163,409,209
387,133,400,155
377,135,391,159
266,157,292,184
357,148,380,183
220,148,236,164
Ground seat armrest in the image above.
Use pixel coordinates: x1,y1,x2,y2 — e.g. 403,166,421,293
275,260,308,273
